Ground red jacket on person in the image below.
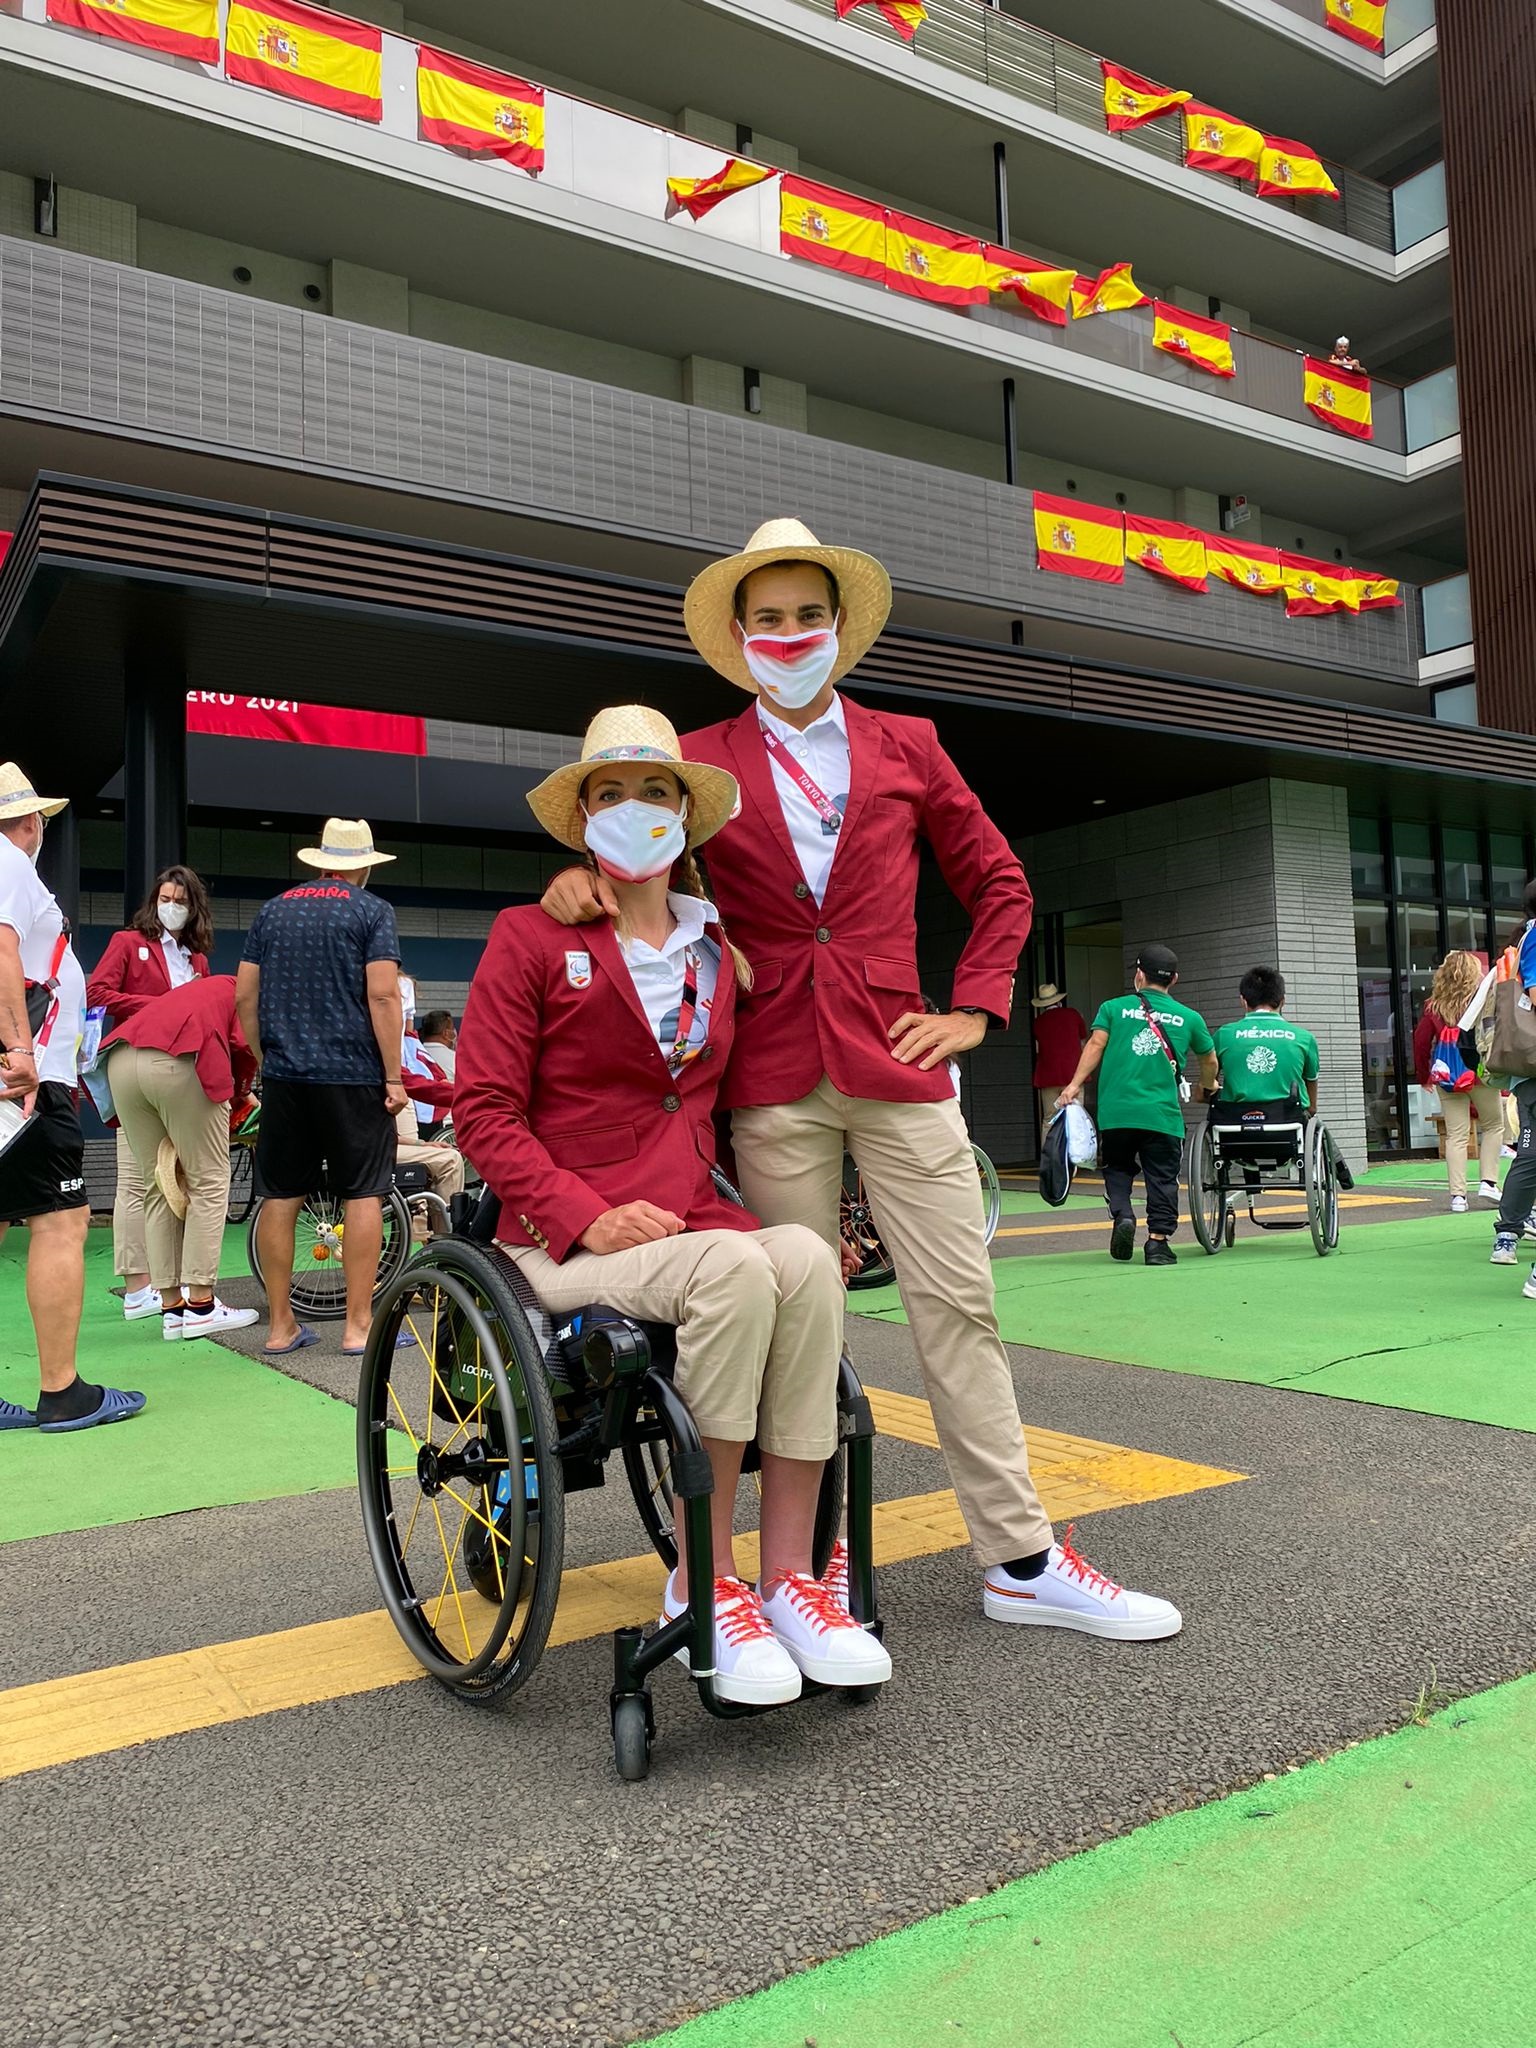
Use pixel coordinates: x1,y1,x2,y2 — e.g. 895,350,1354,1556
101,974,256,1106
453,906,757,1263
681,696,1033,1110
88,927,209,1022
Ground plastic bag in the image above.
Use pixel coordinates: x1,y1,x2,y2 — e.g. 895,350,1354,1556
77,1005,108,1076
1063,1101,1099,1167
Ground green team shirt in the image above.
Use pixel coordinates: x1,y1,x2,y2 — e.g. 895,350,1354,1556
1090,991,1215,1139
1214,1012,1319,1106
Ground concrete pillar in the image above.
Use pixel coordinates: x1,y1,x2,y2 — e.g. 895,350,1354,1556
122,645,187,924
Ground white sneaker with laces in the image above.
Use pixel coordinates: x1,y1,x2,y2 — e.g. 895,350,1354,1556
660,1574,801,1706
823,1538,850,1612
123,1287,162,1322
983,1527,1182,1641
1491,1234,1521,1266
180,1299,261,1339
1478,1182,1502,1203
162,1310,184,1341
1524,1268,1536,1302
1450,1196,1469,1213
759,1572,892,1688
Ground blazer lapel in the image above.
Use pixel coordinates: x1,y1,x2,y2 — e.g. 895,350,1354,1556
580,919,662,1061
834,696,884,849
150,935,172,992
728,705,806,889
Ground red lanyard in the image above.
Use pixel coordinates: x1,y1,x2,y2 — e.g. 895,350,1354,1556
29,923,71,1050
667,948,701,1071
761,727,844,834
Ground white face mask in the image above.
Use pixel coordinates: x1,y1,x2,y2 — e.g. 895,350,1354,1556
399,977,416,1021
582,798,688,884
158,900,189,934
741,629,840,710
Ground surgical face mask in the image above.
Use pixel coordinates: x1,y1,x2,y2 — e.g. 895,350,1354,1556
399,977,416,1021
741,629,840,711
582,798,688,884
158,900,189,934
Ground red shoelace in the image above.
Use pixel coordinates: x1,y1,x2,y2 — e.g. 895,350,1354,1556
713,1578,776,1646
1056,1525,1122,1600
824,1540,849,1606
772,1571,859,1633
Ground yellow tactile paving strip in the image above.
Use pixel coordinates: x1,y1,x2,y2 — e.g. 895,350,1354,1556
0,1394,1244,1784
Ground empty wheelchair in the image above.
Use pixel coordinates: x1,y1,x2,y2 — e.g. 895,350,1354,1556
1187,1100,1342,1257
355,1188,882,1781
248,1163,448,1321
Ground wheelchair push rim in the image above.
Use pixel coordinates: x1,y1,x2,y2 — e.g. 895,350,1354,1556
249,1184,412,1321
357,1246,564,1698
1188,1120,1229,1256
844,1143,1001,1291
1305,1119,1342,1257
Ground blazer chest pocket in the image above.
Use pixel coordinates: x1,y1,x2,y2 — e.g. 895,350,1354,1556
864,955,922,1001
740,958,782,1001
545,1121,638,1168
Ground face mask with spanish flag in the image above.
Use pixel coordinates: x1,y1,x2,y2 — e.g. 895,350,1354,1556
582,799,689,883
741,629,840,709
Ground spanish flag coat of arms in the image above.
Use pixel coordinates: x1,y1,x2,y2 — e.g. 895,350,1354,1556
1303,357,1373,440
1033,493,1124,585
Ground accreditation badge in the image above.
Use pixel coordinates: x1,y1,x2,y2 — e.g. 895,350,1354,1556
565,951,592,991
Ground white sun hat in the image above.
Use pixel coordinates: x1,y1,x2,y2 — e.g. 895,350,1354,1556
295,818,395,870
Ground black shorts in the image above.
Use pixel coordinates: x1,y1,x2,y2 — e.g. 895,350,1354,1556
254,1078,396,1203
0,1082,88,1224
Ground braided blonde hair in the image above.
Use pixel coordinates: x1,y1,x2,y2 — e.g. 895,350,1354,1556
676,848,754,990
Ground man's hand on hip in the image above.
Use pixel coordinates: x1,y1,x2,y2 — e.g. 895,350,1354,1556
888,1008,987,1071
579,1202,686,1254
541,866,619,926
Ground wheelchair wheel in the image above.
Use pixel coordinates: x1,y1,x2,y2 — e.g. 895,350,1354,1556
623,1429,846,1581
1305,1119,1341,1257
844,1144,1000,1291
1188,1121,1229,1256
249,1184,413,1321
611,1693,653,1782
226,1146,256,1227
358,1237,565,1702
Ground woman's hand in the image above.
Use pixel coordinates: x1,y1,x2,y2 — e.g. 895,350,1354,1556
541,867,620,926
839,1236,864,1284
580,1201,686,1254
888,1008,987,1070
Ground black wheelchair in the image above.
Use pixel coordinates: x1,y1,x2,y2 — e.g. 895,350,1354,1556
247,1163,451,1321
355,1187,882,1781
1187,1099,1342,1257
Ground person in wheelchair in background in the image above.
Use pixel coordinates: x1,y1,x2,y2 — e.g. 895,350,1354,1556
453,705,892,1707
1209,968,1320,1130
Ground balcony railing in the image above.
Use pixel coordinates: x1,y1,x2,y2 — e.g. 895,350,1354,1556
1404,364,1458,451
1392,162,1447,251
1253,0,1436,54
1421,572,1470,655
0,234,1422,685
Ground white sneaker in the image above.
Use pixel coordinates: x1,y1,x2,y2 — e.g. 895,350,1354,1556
1478,1182,1502,1203
162,1310,184,1341
984,1528,1182,1641
1450,1196,1469,1213
123,1287,162,1322
759,1572,892,1689
180,1299,261,1339
1524,1269,1536,1302
660,1574,801,1706
1503,1146,1519,1160
1492,1234,1521,1265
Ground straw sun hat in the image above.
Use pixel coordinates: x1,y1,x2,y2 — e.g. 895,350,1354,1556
0,764,68,821
296,818,395,870
154,1138,191,1222
683,518,893,695
526,706,739,854
1032,983,1068,1010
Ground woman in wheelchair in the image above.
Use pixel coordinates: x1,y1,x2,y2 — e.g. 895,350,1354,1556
453,706,891,1706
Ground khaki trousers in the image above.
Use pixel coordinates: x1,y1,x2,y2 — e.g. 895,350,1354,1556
107,1045,231,1293
397,1140,466,1205
112,1126,148,1278
1439,1083,1506,1197
732,1075,1053,1566
1036,1084,1064,1124
505,1224,841,1460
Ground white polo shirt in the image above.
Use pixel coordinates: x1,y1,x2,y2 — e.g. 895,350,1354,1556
757,691,851,908
618,892,720,1068
160,931,198,988
0,834,86,1087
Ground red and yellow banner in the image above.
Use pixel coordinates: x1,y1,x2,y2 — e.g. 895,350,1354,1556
835,0,926,38
1183,102,1264,181
1207,539,1283,597
1034,493,1124,584
1325,0,1385,54
982,246,1075,326
46,0,217,63
226,0,382,122
185,694,427,755
779,176,886,281
1126,516,1207,593
1303,357,1373,440
1101,60,1191,133
1071,263,1148,319
1282,553,1361,618
417,47,545,170
1355,574,1403,611
884,211,987,305
667,155,775,219
1257,136,1339,201
1151,302,1236,378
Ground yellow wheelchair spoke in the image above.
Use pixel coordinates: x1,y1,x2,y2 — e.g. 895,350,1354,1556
427,1496,473,1660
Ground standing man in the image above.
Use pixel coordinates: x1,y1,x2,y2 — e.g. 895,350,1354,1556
543,521,1180,1641
235,818,407,1356
0,763,145,1432
1031,982,1088,1127
1057,944,1217,1267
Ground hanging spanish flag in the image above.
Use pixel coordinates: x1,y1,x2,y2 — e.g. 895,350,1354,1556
982,246,1075,326
1282,552,1361,618
1325,0,1385,54
45,0,217,63
1071,263,1149,319
418,47,545,170
226,0,382,121
1183,103,1264,182
1355,573,1404,611
835,0,926,38
779,177,886,282
1101,60,1191,133
1126,516,1207,594
1303,356,1374,440
667,156,776,220
1151,302,1236,378
1257,136,1339,202
884,211,987,306
1034,493,1124,585
1207,538,1283,597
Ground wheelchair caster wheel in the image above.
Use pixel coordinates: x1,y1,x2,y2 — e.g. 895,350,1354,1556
842,1683,883,1707
612,1695,653,1781
1223,1211,1237,1249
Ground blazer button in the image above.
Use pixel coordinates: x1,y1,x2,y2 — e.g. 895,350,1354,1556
815,926,831,943
794,881,810,900
662,1092,681,1112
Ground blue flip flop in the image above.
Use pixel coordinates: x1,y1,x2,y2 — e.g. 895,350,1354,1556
38,1386,147,1434
342,1330,417,1356
262,1327,319,1356
0,1398,38,1431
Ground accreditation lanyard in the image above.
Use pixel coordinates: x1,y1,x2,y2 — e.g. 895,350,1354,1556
666,948,702,1072
760,727,844,835
29,923,71,1051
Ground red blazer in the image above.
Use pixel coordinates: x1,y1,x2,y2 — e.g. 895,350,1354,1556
88,928,209,1022
682,696,1033,1109
454,906,756,1263
102,974,256,1106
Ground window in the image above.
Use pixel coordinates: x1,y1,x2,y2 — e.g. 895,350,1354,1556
1349,816,1384,896
1441,828,1484,904
1392,822,1435,900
